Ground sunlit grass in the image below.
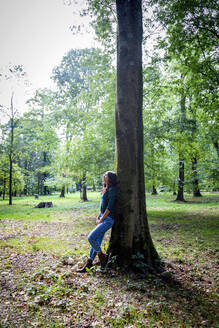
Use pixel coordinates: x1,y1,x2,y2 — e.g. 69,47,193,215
0,192,99,221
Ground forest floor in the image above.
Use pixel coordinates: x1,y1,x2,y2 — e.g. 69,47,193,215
0,192,218,328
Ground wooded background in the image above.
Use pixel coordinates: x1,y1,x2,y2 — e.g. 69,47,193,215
0,0,218,204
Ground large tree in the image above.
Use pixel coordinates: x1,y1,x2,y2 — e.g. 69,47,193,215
108,0,159,269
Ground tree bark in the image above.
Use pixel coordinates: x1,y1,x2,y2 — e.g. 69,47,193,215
176,158,186,201
80,174,88,201
43,151,48,195
213,141,219,159
192,157,202,197
60,185,65,197
152,185,158,195
108,0,159,269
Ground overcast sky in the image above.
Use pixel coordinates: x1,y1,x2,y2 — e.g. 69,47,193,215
0,0,97,113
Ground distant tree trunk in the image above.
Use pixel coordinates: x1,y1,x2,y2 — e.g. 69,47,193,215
192,157,202,197
76,182,81,191
176,158,185,201
93,180,96,191
80,174,88,201
152,185,158,195
175,93,186,202
9,152,13,205
9,93,15,206
60,185,65,197
43,152,48,195
108,0,159,269
213,141,219,159
23,160,28,196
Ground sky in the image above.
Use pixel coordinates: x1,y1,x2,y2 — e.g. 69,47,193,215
0,0,97,114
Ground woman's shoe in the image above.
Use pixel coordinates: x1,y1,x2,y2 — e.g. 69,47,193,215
77,258,93,273
98,251,108,268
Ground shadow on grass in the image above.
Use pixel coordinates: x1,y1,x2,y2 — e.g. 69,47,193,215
99,266,218,327
152,270,217,326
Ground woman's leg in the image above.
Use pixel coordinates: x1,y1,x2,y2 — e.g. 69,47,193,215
78,217,114,272
89,247,97,261
88,217,114,254
89,233,106,261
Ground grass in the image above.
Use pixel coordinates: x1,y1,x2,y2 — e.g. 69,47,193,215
0,191,218,327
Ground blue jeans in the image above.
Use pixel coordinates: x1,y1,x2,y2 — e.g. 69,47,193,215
88,215,114,261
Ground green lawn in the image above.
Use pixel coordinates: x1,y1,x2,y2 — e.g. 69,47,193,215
0,192,218,327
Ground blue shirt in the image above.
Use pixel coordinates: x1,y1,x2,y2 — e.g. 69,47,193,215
100,186,117,219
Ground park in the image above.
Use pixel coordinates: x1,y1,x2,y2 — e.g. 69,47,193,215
0,0,218,327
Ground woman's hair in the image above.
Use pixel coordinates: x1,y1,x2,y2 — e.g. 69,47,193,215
105,171,118,187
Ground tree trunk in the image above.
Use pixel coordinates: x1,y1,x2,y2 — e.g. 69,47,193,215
42,151,48,195
80,174,88,201
43,185,48,195
192,157,202,197
23,160,28,196
108,0,159,269
151,185,158,195
175,93,186,202
60,185,65,197
9,93,14,206
213,141,219,159
9,153,13,205
176,158,186,201
76,182,81,191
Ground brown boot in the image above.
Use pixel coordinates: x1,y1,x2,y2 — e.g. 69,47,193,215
98,251,108,268
77,258,93,273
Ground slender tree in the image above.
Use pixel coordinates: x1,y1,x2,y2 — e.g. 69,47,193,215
9,93,15,205
108,0,159,269
175,92,186,202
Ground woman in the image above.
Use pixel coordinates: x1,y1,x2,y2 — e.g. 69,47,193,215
77,171,117,272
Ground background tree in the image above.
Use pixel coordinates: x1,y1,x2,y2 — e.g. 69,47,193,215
0,64,28,204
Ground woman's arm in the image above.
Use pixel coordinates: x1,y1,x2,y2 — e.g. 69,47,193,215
98,209,110,223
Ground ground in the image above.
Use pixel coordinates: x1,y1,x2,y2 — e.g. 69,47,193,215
0,192,218,328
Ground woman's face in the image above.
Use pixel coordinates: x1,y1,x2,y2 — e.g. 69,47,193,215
103,173,109,185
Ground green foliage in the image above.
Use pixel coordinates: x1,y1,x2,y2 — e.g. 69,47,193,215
0,0,217,200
